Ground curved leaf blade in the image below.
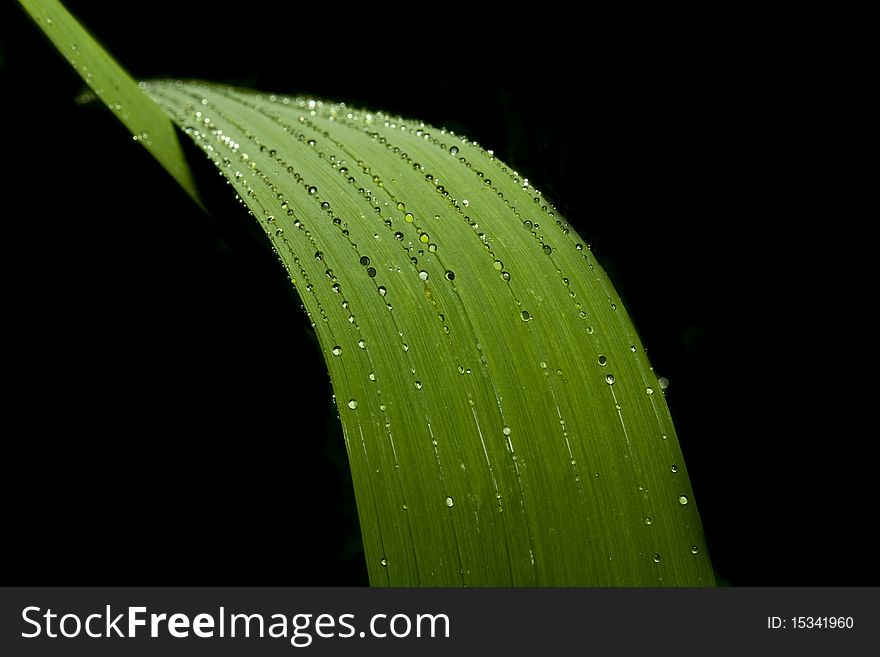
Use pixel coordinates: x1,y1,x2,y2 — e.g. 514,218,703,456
145,82,713,586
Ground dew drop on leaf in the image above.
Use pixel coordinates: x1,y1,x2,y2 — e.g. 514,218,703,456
520,310,530,321
679,495,689,505
307,186,317,195
645,516,652,525
419,270,429,281
598,355,607,366
449,145,459,155
331,345,342,356
348,399,358,410
502,426,512,436
445,496,454,508
653,554,661,563
380,558,388,567
445,271,455,281
605,374,615,385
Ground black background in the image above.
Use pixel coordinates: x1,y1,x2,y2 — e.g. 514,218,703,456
0,1,866,586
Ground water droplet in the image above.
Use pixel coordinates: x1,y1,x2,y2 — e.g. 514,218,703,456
449,145,459,155
358,340,366,349
419,270,429,281
520,310,530,321
445,496,454,507
653,553,661,563
320,201,330,210
347,399,358,410
380,558,388,567
500,271,510,282
493,260,503,271
415,381,423,390
445,270,455,281
646,386,654,395
678,495,689,505
605,374,615,385
662,433,668,440
598,355,607,366
691,545,699,554
542,244,553,255
428,243,438,253
645,516,652,525
502,426,512,436
523,220,533,229
671,464,678,473
366,267,377,278
314,251,323,261
331,345,342,356
659,377,670,390
378,286,387,296
369,372,376,381
630,345,637,353
307,186,317,195
405,212,415,223
402,343,409,352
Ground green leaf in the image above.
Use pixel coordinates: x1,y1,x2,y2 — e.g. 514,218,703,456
19,0,714,586
17,0,202,207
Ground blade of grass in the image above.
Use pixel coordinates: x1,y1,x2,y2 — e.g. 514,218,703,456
18,0,202,207
20,1,714,585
